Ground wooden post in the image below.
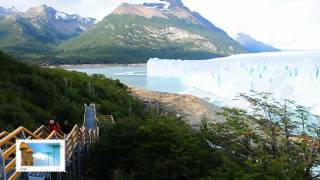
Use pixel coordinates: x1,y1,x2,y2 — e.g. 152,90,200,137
72,154,76,180
0,149,6,180
68,164,72,180
76,145,81,180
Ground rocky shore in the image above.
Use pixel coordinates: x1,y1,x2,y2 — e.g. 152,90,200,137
130,87,225,128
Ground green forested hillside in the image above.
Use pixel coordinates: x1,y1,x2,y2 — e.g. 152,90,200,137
0,51,140,130
0,16,57,61
58,15,245,64
0,51,219,179
0,5,96,63
87,93,320,179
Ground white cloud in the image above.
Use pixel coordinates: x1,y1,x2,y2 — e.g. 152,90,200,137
33,152,53,160
183,0,320,50
0,0,319,50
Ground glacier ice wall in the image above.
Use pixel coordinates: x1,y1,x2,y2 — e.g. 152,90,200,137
147,51,320,114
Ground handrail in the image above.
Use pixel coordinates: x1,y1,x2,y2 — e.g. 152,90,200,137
97,114,115,124
0,126,64,179
46,131,64,139
0,131,9,139
33,125,49,135
0,103,103,180
83,104,87,127
66,125,78,140
0,127,39,147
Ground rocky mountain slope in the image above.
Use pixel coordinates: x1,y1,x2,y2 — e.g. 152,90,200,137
24,5,96,40
0,1,246,64
58,0,246,64
0,7,19,17
0,5,96,61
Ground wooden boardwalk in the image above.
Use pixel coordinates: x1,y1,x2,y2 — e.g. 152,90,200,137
0,103,110,180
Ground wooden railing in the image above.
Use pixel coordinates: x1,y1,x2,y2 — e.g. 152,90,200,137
0,125,65,180
0,124,101,179
97,114,115,125
0,105,108,180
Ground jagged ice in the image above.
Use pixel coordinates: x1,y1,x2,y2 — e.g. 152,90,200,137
147,51,320,115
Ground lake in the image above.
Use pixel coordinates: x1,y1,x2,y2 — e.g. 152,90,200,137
66,65,188,94
66,51,320,115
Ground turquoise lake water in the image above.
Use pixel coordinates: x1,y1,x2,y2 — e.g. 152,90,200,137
67,66,187,93
66,51,320,117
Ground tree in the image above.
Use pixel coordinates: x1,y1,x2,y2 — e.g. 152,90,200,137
201,92,320,179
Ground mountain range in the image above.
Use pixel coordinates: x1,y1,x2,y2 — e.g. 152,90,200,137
0,0,278,64
0,5,96,63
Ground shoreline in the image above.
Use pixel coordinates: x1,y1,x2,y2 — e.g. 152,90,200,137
50,63,146,69
130,87,225,128
58,64,225,127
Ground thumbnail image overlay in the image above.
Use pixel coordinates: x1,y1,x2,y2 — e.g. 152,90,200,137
16,140,65,172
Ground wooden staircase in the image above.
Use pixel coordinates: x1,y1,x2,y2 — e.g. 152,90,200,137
0,104,107,180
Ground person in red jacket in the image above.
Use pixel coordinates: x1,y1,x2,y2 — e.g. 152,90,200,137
48,120,61,132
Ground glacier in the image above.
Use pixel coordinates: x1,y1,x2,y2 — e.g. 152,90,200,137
147,51,320,115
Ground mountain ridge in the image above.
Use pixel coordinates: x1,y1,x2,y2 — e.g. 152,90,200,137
0,5,97,61
235,33,280,53
0,1,246,64
57,0,246,64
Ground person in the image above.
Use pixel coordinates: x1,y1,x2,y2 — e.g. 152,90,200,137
61,120,72,138
48,120,61,132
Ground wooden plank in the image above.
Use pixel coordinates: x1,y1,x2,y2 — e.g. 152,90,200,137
3,144,15,160
56,132,64,139
68,152,73,159
33,125,46,135
68,145,73,153
5,158,16,173
46,131,56,139
23,128,40,139
0,127,24,147
0,115,103,178
8,171,21,180
46,131,63,139
0,131,8,138
66,125,78,140
45,131,63,139
37,132,43,138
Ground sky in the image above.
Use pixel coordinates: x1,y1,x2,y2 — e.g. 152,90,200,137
29,143,61,166
0,0,319,50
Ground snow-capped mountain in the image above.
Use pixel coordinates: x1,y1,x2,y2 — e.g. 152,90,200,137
59,0,245,63
0,5,97,60
26,5,96,24
25,5,97,34
0,6,19,17
112,0,212,26
54,12,97,24
0,1,247,64
143,1,171,10
33,152,53,160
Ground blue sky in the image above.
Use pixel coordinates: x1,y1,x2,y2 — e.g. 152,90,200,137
1,0,319,50
29,143,60,166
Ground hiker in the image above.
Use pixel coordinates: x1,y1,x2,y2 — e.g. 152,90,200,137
48,120,61,132
61,120,72,138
